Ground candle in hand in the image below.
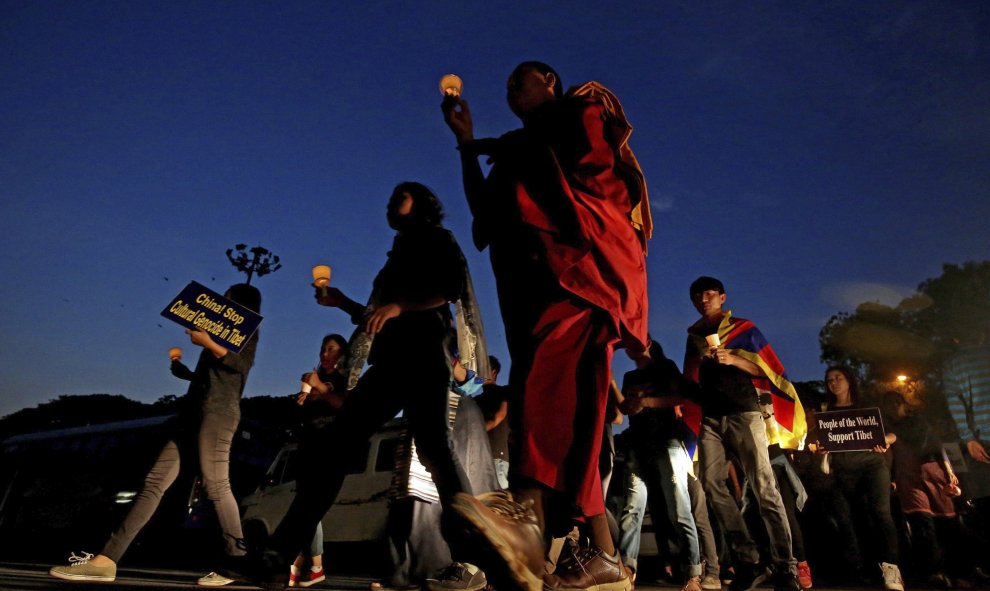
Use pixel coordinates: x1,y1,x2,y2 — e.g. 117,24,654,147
312,265,332,287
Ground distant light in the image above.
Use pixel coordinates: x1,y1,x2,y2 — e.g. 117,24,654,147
168,347,182,361
896,375,908,383
439,74,463,97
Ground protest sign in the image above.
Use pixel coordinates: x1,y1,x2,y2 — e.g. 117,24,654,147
814,407,887,452
160,281,262,354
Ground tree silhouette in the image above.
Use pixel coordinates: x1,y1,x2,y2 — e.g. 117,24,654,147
819,261,990,430
226,244,281,284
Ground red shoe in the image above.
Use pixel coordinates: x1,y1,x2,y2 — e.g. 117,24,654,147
299,567,326,588
289,567,326,588
797,561,813,590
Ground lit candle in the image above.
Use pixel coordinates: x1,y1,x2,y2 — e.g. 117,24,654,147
705,334,721,348
312,265,332,287
168,347,182,361
439,74,463,97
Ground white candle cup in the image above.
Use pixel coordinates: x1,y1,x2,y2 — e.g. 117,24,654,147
705,334,721,348
439,74,463,97
311,265,332,287
300,381,312,394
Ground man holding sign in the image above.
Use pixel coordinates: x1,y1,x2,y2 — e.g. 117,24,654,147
50,283,261,587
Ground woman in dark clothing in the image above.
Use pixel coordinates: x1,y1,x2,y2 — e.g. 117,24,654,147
50,283,261,587
883,390,963,587
811,366,903,591
243,182,474,590
289,333,350,588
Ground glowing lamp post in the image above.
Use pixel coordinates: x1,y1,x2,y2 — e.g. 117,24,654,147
169,347,183,361
312,265,332,297
439,74,463,97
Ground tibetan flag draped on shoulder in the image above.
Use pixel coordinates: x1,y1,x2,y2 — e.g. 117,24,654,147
686,311,807,450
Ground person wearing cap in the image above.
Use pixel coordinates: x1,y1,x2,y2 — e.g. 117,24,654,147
683,277,801,591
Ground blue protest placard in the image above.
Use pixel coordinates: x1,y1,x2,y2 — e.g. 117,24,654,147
814,407,887,452
160,281,263,354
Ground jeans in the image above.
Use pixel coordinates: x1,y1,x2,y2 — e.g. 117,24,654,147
618,450,648,572
638,438,703,577
102,412,245,562
304,523,323,558
688,468,720,577
698,412,795,572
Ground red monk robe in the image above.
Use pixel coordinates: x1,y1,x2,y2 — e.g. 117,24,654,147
466,82,650,518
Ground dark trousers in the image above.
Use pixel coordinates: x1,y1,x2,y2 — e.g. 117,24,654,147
832,451,899,566
271,339,471,559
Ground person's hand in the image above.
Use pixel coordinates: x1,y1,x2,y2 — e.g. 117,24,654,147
967,439,990,463
442,96,474,145
170,359,194,380
620,397,646,416
186,327,214,348
948,471,960,487
808,442,828,455
365,303,402,336
303,371,324,389
873,443,891,454
315,286,346,308
713,347,734,366
296,389,313,405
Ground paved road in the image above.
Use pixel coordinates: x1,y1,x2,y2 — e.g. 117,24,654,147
0,563,375,590
0,563,960,591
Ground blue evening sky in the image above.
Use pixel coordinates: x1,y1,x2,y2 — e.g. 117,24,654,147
2,1,988,420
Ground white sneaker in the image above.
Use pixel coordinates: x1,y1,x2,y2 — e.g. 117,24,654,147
701,574,723,590
198,571,235,587
880,563,904,591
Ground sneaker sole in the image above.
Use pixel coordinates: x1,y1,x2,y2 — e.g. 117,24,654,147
198,578,235,587
451,496,543,591
49,569,115,582
299,574,327,588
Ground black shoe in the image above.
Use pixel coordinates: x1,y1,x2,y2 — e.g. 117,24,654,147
219,549,289,591
729,564,770,591
773,572,800,591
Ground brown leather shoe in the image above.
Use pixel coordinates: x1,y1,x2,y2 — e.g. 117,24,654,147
451,491,544,591
543,542,631,591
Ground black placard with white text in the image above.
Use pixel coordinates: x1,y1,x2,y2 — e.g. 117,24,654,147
814,407,886,452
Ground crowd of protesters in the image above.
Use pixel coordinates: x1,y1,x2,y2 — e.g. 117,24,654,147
45,60,990,591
